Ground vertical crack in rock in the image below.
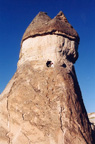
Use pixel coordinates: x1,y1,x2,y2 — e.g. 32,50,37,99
7,96,10,131
6,81,16,144
60,107,64,133
22,132,31,144
78,128,88,144
6,97,11,144
59,106,67,144
74,120,88,144
22,113,25,120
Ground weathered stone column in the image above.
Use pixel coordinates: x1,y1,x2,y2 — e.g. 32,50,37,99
0,11,94,144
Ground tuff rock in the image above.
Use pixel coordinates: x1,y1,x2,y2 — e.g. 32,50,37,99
0,11,94,144
88,112,95,139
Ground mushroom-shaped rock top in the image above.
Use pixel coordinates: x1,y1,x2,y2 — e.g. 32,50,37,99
21,11,80,43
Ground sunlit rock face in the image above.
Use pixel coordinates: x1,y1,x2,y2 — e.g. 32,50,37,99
88,113,95,136
0,11,94,144
18,35,78,70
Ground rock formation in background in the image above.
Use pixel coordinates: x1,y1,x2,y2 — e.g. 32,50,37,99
0,11,94,144
88,113,95,140
88,113,95,128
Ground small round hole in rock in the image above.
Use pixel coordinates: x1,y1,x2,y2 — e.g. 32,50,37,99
46,61,53,67
61,63,66,68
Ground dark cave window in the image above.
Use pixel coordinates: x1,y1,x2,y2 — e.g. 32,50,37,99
46,60,53,67
61,63,66,68
58,50,62,53
62,42,64,47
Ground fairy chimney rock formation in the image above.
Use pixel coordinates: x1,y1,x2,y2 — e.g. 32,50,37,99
18,11,79,69
0,11,94,144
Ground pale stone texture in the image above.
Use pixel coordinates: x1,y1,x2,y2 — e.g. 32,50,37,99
0,34,94,144
88,112,95,138
18,35,78,70
88,113,95,125
0,11,94,144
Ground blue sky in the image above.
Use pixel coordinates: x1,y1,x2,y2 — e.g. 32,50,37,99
0,0,95,113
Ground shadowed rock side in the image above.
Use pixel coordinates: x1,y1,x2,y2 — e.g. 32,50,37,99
0,12,94,144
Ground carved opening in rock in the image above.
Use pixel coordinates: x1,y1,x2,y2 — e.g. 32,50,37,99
58,50,62,53
61,63,66,68
46,60,53,67
62,42,64,47
67,52,78,63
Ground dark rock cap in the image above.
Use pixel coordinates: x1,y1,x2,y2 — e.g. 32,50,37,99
22,11,80,43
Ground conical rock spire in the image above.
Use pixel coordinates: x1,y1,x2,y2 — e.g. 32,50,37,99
54,11,68,22
0,11,94,144
22,11,79,43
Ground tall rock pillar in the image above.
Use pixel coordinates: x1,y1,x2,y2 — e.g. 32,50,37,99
0,11,94,144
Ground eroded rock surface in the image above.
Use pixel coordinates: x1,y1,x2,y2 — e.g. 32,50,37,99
88,113,95,138
22,11,79,44
0,11,94,144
